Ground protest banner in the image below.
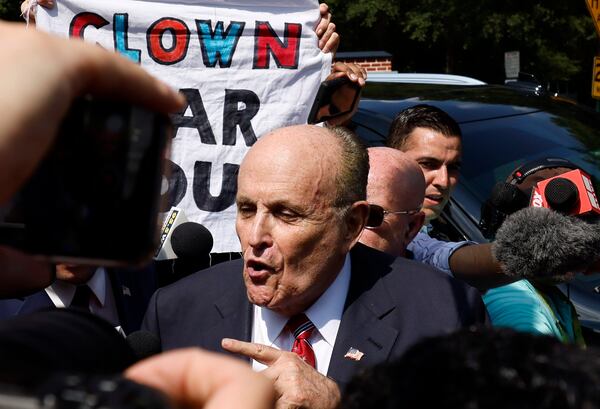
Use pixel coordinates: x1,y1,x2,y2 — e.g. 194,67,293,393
37,0,331,252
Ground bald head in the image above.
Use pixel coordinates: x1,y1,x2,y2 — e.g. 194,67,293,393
360,147,426,257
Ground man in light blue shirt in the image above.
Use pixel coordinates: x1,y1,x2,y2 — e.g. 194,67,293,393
383,105,510,290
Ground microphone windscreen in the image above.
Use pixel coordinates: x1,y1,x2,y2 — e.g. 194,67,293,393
171,222,214,259
492,207,600,278
126,330,161,361
490,182,529,212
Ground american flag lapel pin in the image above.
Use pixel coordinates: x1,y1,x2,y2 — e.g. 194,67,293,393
122,285,132,296
344,347,364,361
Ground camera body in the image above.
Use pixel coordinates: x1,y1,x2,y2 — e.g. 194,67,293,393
0,96,171,265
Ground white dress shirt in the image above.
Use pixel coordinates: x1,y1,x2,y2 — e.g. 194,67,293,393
45,267,122,333
251,254,351,375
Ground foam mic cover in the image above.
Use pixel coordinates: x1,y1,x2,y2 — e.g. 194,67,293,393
544,177,579,213
126,331,161,361
170,222,214,277
171,222,214,259
490,182,529,212
492,207,600,278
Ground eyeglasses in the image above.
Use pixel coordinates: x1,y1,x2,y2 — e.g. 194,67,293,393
366,204,422,228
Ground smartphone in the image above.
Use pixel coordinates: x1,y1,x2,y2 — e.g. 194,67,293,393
0,96,171,266
307,76,362,124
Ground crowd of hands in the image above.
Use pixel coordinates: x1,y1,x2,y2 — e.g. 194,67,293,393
0,2,364,408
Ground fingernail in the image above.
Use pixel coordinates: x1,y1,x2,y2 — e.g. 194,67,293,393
222,338,232,347
350,73,357,80
359,78,366,86
317,28,323,36
323,47,330,53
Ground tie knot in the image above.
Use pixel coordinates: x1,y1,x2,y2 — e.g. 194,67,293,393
71,285,93,310
286,314,315,340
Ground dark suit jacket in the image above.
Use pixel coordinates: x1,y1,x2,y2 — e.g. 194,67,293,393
142,243,488,386
0,266,157,335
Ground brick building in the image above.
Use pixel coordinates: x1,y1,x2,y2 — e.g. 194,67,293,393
333,51,392,72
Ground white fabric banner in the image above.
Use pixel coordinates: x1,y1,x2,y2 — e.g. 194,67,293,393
37,0,331,252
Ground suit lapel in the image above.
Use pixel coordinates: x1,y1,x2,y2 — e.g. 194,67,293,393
208,272,253,358
17,291,55,315
327,244,399,387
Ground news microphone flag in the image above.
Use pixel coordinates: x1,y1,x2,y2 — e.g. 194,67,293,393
154,207,188,260
530,169,600,216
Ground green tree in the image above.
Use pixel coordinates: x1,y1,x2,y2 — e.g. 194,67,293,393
0,0,24,21
329,0,596,103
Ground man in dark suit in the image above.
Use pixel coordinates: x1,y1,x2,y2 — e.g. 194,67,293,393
0,264,157,335
143,125,487,408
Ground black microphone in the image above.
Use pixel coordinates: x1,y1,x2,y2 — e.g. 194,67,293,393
154,221,214,286
168,222,214,281
492,207,600,278
126,330,161,361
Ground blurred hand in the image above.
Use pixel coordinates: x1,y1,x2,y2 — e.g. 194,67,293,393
222,338,341,409
315,3,339,54
0,246,54,298
20,0,53,24
0,22,184,203
323,62,367,126
126,348,275,409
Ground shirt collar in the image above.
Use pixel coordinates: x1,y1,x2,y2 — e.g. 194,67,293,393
305,253,351,346
256,253,351,347
45,267,108,307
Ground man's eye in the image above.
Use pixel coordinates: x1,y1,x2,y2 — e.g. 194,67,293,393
418,161,436,170
237,205,255,217
275,209,300,221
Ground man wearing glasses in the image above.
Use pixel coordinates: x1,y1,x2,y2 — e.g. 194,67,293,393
359,147,426,258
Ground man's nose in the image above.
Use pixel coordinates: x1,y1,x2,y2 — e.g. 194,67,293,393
433,166,449,190
248,212,273,249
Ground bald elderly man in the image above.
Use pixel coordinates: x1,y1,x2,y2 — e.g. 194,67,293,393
142,125,487,407
360,147,426,257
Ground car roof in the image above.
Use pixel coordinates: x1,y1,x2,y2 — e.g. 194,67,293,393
359,83,551,124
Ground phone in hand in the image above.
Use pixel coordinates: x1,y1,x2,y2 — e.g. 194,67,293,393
307,76,362,124
0,96,172,266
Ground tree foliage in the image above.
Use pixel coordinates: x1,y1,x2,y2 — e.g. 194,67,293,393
0,0,23,21
329,0,597,103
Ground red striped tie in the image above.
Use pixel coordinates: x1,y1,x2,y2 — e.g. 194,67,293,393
286,314,316,368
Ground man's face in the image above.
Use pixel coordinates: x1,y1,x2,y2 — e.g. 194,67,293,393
235,134,353,317
402,128,462,222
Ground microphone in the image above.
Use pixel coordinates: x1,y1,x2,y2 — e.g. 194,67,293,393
126,330,161,361
492,207,600,278
171,222,214,277
530,169,600,216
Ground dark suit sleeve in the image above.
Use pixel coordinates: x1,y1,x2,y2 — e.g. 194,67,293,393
141,288,161,340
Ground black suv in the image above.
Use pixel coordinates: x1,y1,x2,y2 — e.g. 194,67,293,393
350,78,600,339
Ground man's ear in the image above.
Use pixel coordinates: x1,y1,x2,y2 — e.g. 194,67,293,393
405,211,425,245
344,200,370,248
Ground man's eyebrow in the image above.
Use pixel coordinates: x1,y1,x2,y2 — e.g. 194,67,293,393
415,156,442,163
236,195,253,205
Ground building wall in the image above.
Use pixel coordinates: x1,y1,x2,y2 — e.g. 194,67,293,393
333,57,392,72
